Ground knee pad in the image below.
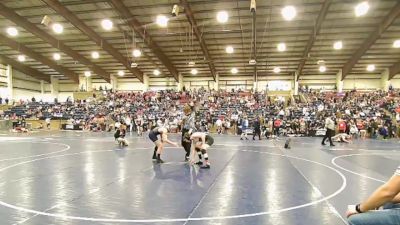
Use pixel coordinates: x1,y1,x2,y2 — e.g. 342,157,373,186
201,149,207,155
195,147,201,152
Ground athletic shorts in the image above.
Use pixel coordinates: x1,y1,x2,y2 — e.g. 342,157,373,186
148,131,159,142
205,136,214,146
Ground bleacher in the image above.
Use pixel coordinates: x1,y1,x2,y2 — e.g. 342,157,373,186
3,102,91,120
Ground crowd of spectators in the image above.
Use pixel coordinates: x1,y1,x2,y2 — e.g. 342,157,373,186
0,87,399,139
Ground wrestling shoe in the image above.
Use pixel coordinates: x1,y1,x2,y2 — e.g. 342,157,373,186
200,164,210,169
185,156,190,162
195,161,203,166
156,158,165,163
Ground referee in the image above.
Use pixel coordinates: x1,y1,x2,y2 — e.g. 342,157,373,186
182,103,196,161
321,114,335,146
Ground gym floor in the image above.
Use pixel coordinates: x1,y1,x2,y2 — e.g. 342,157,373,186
0,131,398,225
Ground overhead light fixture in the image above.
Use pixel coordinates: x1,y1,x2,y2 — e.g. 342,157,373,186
53,53,61,61
132,49,142,58
17,55,26,62
273,67,281,73
366,64,375,72
355,1,369,17
172,4,181,17
319,65,327,72
153,69,160,76
118,70,125,76
393,40,400,48
191,68,198,75
250,0,256,12
52,23,63,34
188,61,195,66
41,15,52,27
131,62,138,68
249,59,257,65
231,68,238,74
84,71,91,77
217,11,229,23
333,41,343,50
226,46,234,54
101,19,113,30
282,6,296,21
6,27,18,36
156,15,169,27
277,43,286,52
91,51,100,59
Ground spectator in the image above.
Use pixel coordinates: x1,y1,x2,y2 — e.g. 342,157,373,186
253,116,261,140
45,117,51,130
339,119,346,133
274,118,281,137
240,116,249,140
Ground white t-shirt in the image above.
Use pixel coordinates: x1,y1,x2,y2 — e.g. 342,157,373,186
303,107,307,115
125,117,131,126
325,118,335,130
157,119,163,127
216,119,222,126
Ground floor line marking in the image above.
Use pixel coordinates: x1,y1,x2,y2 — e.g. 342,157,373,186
182,151,239,225
13,203,63,225
0,147,347,223
0,142,70,162
330,153,400,183
273,141,348,224
11,148,153,224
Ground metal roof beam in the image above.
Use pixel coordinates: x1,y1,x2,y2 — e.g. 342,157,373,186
180,0,217,81
0,2,110,82
110,0,179,82
0,33,79,83
389,61,400,80
297,0,332,81
43,0,143,82
341,1,400,80
0,54,51,83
